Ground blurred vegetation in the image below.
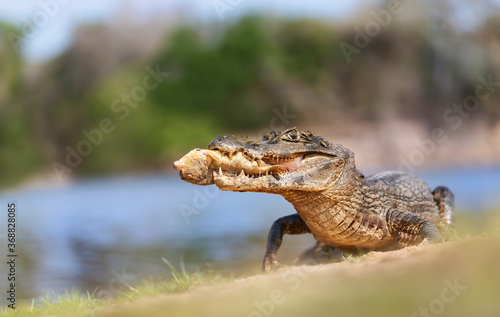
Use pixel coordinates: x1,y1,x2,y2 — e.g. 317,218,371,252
0,1,499,187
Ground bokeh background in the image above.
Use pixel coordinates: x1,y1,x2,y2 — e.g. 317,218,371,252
0,0,499,304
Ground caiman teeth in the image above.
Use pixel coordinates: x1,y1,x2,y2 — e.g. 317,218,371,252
208,149,305,180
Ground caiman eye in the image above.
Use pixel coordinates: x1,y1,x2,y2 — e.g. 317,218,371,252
283,131,299,142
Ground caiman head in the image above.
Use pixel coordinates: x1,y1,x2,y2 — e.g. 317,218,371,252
174,128,356,193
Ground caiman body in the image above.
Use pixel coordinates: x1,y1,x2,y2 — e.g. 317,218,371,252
174,128,454,272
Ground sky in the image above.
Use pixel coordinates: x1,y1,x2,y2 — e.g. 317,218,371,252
1,1,498,62
0,0,369,62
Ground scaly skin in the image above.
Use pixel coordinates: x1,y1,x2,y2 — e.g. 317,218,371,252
173,128,455,272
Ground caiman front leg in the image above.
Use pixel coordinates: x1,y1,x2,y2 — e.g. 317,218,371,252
263,214,311,273
386,209,442,245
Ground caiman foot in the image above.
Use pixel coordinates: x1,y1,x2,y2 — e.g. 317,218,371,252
387,209,443,245
263,214,311,273
420,220,443,243
294,241,344,266
262,253,281,273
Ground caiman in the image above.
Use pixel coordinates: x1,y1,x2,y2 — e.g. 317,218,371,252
173,128,454,272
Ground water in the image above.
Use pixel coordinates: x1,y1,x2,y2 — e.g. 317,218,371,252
0,167,499,300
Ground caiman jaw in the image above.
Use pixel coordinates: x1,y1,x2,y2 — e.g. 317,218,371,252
206,150,305,180
175,129,347,191
173,148,305,187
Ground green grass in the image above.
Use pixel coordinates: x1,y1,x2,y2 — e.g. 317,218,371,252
117,258,229,302
0,290,101,317
0,259,228,317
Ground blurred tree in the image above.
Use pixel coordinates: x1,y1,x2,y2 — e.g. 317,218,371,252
151,16,274,130
273,19,339,84
1,1,500,187
0,23,43,187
